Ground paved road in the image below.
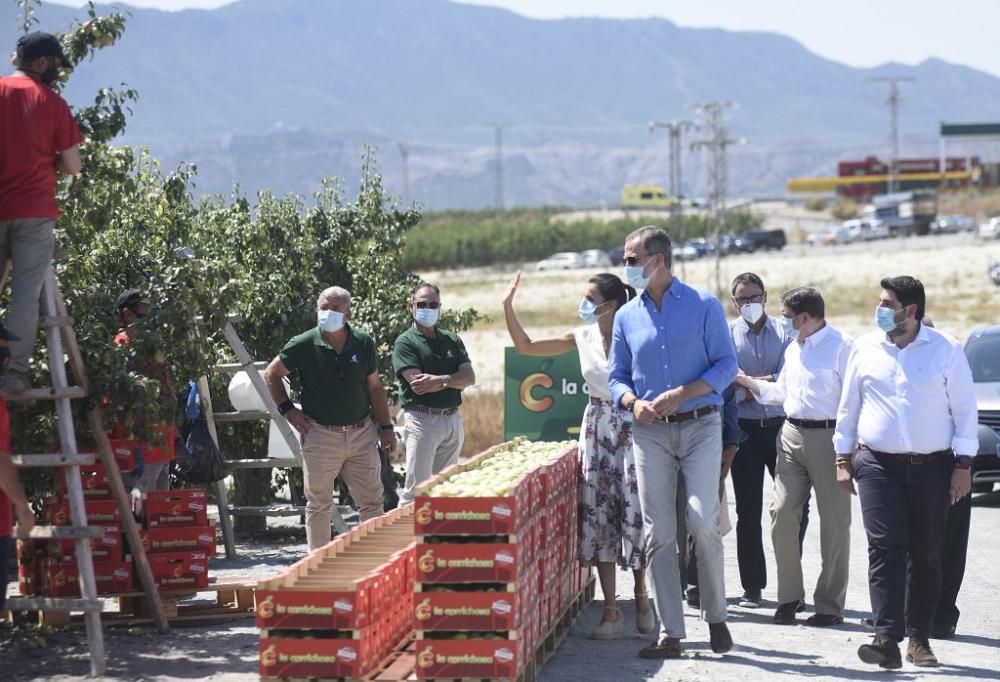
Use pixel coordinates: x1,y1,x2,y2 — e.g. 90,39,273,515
538,479,1000,682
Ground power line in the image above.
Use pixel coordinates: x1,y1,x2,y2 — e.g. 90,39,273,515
690,101,744,296
870,76,915,194
486,123,511,214
649,120,696,279
397,142,411,200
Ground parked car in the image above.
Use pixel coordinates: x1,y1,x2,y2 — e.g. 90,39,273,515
676,243,701,261
965,325,1000,493
536,251,584,271
718,234,752,255
991,261,1000,287
685,238,712,257
606,245,624,266
842,218,889,242
580,249,612,268
978,217,1000,240
930,214,976,234
739,229,787,252
807,225,850,246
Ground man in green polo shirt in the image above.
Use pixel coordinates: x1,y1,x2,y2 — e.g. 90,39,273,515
393,282,476,504
264,286,397,549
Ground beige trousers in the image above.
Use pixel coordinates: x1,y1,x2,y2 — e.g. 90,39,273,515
302,421,383,549
771,423,851,615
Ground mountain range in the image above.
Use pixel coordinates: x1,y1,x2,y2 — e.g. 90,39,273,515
3,0,999,208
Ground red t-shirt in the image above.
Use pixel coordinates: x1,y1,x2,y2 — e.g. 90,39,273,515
0,75,83,222
0,398,12,537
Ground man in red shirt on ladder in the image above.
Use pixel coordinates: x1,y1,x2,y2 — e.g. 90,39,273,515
0,32,83,393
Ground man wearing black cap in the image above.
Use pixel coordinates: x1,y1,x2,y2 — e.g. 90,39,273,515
111,289,174,491
0,32,83,393
0,323,36,612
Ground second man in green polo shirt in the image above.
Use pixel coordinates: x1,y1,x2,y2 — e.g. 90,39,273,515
393,282,476,504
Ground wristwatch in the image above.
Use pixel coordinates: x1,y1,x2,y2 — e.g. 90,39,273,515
380,424,395,432
623,397,637,413
441,375,450,388
277,400,295,415
954,455,973,470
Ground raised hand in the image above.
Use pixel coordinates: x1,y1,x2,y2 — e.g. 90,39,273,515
501,271,521,307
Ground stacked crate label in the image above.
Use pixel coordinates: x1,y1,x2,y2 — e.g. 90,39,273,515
141,489,215,589
256,506,416,680
412,440,581,680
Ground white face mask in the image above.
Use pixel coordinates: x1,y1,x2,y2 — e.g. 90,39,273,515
317,309,345,333
414,307,440,327
739,302,764,325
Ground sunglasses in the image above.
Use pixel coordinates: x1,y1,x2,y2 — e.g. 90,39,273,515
413,301,441,309
734,295,764,306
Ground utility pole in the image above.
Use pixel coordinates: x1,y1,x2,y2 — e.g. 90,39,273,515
871,77,915,194
691,101,743,297
486,123,510,214
397,142,411,200
650,120,697,278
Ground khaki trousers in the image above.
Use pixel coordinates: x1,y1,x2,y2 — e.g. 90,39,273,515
771,423,851,615
399,410,464,505
302,421,383,549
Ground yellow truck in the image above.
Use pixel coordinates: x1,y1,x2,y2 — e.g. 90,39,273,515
622,184,676,209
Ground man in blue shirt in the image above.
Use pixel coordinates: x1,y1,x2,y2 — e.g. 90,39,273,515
610,226,738,659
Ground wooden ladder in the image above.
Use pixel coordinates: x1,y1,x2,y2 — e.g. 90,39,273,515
5,268,170,676
198,318,350,558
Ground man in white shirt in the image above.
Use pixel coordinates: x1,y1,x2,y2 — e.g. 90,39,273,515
834,276,976,670
736,287,852,627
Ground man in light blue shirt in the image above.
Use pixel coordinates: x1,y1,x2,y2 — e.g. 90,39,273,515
609,226,738,660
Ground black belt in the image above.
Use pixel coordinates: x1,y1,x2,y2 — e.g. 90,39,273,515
739,416,785,429
861,445,953,464
406,404,459,416
589,397,613,406
787,417,837,430
662,405,718,424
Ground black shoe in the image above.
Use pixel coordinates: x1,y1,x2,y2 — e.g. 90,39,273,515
805,613,844,627
796,601,807,613
686,586,700,609
639,637,682,659
858,634,902,669
737,589,761,608
773,601,800,624
709,621,733,654
860,617,874,630
930,623,956,639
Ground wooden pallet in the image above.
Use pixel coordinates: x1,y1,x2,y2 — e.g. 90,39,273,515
26,580,257,627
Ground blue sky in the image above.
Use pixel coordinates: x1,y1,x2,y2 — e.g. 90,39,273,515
48,0,1000,77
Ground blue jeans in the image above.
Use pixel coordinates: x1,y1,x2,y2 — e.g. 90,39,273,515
854,448,951,641
633,412,726,639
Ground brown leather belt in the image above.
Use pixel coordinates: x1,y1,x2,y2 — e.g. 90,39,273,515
662,405,719,424
739,416,785,429
316,418,369,432
589,397,613,406
787,417,837,429
861,445,953,464
406,404,459,416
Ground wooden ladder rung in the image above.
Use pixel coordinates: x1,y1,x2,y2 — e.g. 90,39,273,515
213,410,269,422
213,361,268,374
3,386,87,402
12,453,96,467
39,314,75,328
6,597,104,612
25,526,103,540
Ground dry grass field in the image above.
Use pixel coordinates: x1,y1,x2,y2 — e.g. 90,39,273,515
430,232,1000,453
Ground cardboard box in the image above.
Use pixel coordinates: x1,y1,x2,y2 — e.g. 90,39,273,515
140,425,176,463
413,481,530,536
256,588,370,631
56,464,112,500
44,559,134,596
415,639,522,680
147,551,209,589
259,636,372,679
105,440,137,472
48,524,123,563
140,523,217,557
144,489,209,528
45,498,119,527
415,543,519,583
414,591,519,631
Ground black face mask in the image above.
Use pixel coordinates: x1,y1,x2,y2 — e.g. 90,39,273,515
0,346,10,371
41,64,60,85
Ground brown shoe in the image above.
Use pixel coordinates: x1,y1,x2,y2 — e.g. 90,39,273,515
906,638,939,667
709,621,733,654
639,637,682,659
858,634,902,669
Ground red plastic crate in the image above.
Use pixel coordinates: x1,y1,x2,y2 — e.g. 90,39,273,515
48,524,122,563
415,638,523,680
414,591,519,631
260,636,372,679
415,543,519,583
56,464,112,500
144,489,209,528
256,588,371,631
140,523,217,557
147,551,209,589
44,498,119,527
44,559,133,596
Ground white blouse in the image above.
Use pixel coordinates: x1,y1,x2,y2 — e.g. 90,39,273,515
573,324,612,402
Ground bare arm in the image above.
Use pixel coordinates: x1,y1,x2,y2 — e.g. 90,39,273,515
402,361,476,394
502,271,576,356
0,453,35,534
263,356,314,434
367,372,397,452
56,144,82,175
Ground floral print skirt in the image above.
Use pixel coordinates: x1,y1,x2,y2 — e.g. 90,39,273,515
577,399,645,569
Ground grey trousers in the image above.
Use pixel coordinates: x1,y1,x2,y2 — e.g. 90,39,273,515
0,218,55,375
399,410,464,504
633,412,727,639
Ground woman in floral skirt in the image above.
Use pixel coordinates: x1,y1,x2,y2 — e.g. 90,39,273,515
502,271,652,640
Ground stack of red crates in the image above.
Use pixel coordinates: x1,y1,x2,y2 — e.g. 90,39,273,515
256,506,415,680
411,441,585,680
139,488,214,590
15,461,133,598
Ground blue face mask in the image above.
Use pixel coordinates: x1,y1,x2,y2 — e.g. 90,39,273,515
317,309,345,333
578,298,610,324
779,315,799,340
875,306,901,333
415,307,440,328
